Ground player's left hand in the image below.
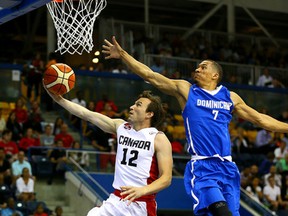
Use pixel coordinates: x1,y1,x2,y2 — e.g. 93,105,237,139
120,186,147,205
102,36,122,59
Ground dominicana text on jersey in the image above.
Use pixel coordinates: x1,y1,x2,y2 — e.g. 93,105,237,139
183,84,234,157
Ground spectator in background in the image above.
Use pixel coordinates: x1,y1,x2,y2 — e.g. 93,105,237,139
95,94,118,113
1,197,23,216
274,139,288,162
276,153,288,187
91,137,115,173
282,177,288,201
161,102,177,126
0,108,6,137
231,126,251,154
52,206,63,216
69,141,89,169
23,52,44,102
82,101,98,140
263,175,288,211
40,124,55,147
0,129,19,162
271,77,285,89
256,68,273,87
264,165,282,187
47,140,67,185
26,100,44,133
12,98,28,129
70,91,86,131
245,177,263,203
0,173,11,208
277,153,288,172
0,148,12,185
150,58,166,74
248,164,261,185
240,166,251,187
33,203,49,216
100,102,127,119
54,124,74,148
53,117,64,136
258,152,276,176
18,128,40,153
15,167,35,202
255,129,274,154
12,151,33,182
6,111,23,143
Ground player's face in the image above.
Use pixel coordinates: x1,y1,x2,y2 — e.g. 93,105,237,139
128,98,152,123
193,61,216,84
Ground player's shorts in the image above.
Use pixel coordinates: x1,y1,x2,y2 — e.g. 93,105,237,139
86,191,157,216
184,157,240,216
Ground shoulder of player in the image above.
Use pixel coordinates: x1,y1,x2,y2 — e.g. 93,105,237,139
154,132,172,155
230,91,243,105
114,119,126,129
154,132,170,145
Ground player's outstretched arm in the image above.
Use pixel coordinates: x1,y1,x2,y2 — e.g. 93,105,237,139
43,83,124,134
120,132,172,204
102,36,185,97
231,91,288,133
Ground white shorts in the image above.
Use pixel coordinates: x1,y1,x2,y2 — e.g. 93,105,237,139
86,193,156,216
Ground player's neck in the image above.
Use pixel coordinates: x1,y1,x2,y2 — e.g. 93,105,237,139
132,122,151,131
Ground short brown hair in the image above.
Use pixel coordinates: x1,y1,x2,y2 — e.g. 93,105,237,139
138,91,165,128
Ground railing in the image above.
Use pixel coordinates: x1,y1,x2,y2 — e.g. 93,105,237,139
102,18,288,49
144,53,288,87
240,188,276,216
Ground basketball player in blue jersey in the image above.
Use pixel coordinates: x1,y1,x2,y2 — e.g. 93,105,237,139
43,86,173,216
103,36,288,216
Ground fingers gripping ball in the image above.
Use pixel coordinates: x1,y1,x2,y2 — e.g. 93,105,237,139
44,63,75,95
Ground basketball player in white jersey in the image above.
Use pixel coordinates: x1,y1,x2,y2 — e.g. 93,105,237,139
43,87,173,216
102,36,288,216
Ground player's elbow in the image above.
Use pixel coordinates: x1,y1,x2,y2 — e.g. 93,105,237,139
162,173,172,188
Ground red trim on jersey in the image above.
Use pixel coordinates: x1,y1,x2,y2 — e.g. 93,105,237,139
147,154,159,185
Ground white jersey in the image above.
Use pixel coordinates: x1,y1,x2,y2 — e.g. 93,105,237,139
113,122,158,190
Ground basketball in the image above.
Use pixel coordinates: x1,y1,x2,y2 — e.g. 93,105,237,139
43,63,75,95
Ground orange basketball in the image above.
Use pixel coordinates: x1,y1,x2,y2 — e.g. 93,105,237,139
43,63,75,95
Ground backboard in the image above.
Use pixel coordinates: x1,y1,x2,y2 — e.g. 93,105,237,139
0,0,51,24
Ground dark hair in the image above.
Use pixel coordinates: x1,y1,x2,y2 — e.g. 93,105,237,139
138,90,165,128
208,60,223,84
2,129,11,136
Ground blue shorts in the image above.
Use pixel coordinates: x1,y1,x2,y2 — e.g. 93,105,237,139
184,158,240,216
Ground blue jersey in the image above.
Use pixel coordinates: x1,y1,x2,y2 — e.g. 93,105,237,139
182,84,233,157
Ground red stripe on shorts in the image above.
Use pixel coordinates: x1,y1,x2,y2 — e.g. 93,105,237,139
114,190,157,216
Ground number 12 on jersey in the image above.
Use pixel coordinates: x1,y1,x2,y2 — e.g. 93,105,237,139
120,148,139,167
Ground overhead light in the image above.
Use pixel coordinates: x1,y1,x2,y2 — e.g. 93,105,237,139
92,58,99,63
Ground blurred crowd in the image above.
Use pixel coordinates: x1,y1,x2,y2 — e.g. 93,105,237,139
0,28,288,215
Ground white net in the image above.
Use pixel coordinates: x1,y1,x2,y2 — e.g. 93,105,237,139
47,0,107,55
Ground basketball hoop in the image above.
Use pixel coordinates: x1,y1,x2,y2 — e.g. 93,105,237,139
46,0,107,55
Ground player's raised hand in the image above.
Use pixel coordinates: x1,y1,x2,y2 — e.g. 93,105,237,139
42,79,62,102
102,36,122,59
